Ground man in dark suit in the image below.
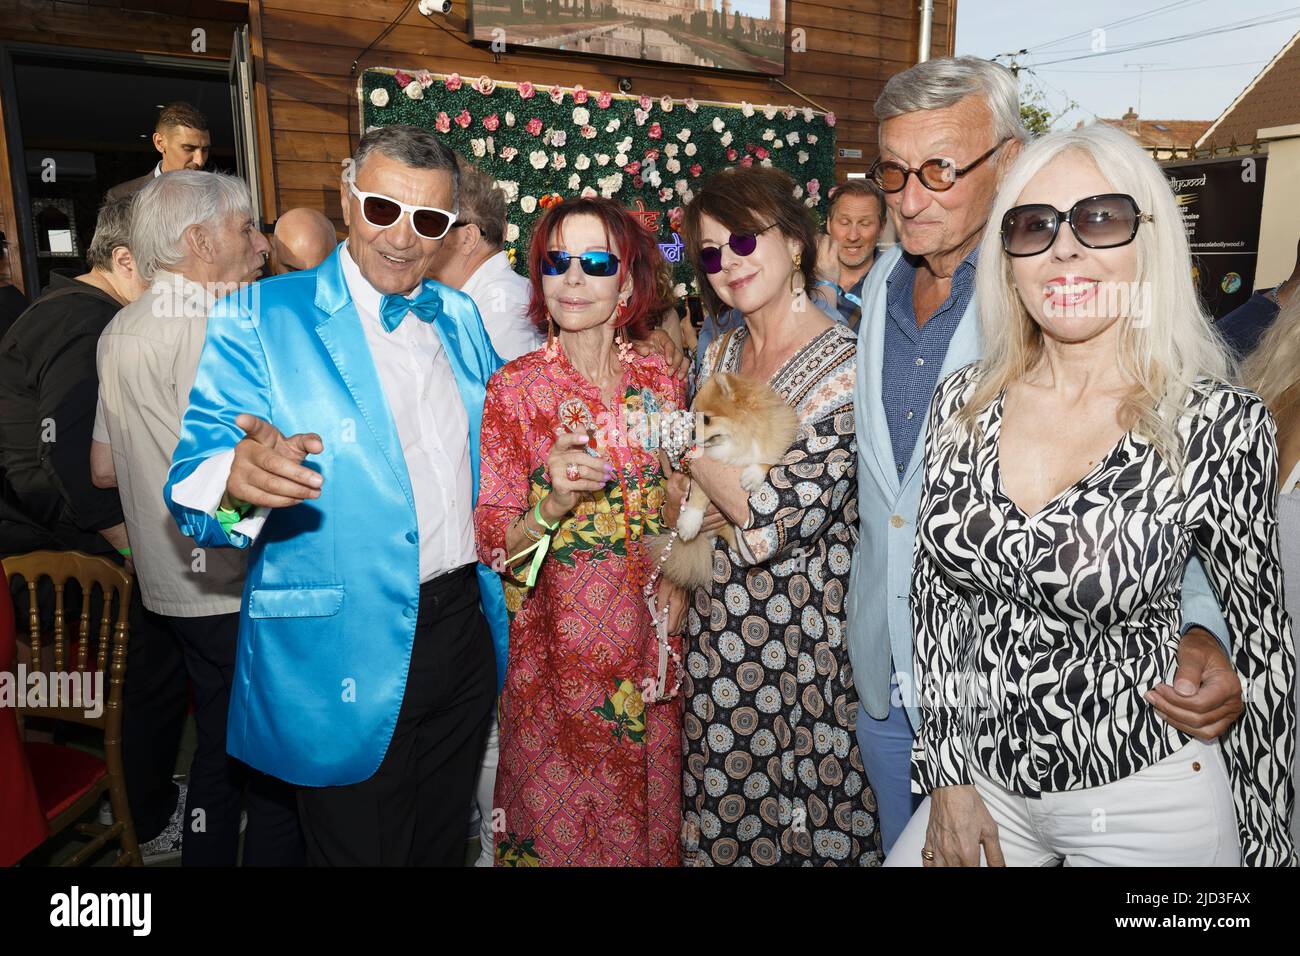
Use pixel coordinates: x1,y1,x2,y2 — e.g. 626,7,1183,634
106,102,211,202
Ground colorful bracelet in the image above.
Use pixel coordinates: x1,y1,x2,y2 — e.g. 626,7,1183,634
117,546,132,557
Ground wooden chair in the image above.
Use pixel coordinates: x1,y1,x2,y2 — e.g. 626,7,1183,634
3,550,140,866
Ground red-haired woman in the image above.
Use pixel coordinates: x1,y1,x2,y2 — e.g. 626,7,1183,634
475,198,688,866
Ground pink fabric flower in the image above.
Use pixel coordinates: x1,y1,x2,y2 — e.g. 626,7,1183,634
526,117,543,136
580,124,597,139
624,160,641,175
684,97,698,113
580,185,598,198
475,74,496,95
755,146,769,160
435,111,451,133
726,148,738,162
483,113,501,131
659,187,674,202
824,111,837,127
807,178,821,195
783,106,797,119
572,85,589,104
638,93,652,112
518,81,536,99
597,90,613,109
633,108,648,126
648,122,662,140
455,110,472,129
739,156,753,168
393,69,412,88
444,72,462,91
415,70,434,89
668,206,684,232
632,174,644,188
643,148,660,162
549,84,565,104
689,163,702,177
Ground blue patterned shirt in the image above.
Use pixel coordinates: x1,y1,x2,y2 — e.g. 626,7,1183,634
881,248,978,476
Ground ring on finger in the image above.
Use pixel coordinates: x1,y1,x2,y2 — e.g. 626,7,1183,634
921,847,935,862
565,462,581,481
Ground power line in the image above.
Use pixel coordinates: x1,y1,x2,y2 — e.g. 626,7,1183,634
1036,58,1269,73
1030,7,1300,67
1009,0,1210,57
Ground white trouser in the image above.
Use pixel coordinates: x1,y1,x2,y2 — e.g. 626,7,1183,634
887,738,1241,867
473,713,499,867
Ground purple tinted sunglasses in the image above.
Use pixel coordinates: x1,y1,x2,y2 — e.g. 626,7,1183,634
698,224,776,274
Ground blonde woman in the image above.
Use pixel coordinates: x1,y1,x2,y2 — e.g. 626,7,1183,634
894,124,1295,867
1242,295,1300,848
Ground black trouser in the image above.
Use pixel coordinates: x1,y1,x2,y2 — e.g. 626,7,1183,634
7,573,188,844
296,566,496,866
164,611,305,867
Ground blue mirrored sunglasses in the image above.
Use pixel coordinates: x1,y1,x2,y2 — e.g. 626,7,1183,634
540,250,621,277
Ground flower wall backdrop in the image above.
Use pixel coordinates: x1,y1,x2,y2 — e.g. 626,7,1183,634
359,68,838,292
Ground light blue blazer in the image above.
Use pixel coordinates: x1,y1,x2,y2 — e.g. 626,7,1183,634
847,245,1228,729
164,244,509,787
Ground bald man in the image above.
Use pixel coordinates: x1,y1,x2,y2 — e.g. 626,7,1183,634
270,208,338,274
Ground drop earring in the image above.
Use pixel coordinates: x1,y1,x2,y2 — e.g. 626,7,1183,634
789,253,805,296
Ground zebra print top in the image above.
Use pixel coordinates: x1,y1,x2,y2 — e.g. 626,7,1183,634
910,363,1296,867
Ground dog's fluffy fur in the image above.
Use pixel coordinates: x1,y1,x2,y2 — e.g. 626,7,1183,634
654,372,799,589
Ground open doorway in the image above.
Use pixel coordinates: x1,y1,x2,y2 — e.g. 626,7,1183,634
4,47,236,293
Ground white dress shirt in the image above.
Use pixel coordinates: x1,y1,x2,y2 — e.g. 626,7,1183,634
460,250,540,361
170,243,477,583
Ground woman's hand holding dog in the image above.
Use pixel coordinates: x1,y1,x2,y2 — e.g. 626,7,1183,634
664,471,727,534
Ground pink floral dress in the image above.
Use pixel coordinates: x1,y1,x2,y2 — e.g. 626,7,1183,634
475,347,686,866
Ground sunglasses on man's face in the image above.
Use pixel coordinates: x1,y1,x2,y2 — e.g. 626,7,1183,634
345,175,457,240
1001,193,1151,258
540,250,621,277
698,223,776,274
870,138,1009,194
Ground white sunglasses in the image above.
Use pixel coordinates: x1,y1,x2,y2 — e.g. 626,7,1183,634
344,172,458,240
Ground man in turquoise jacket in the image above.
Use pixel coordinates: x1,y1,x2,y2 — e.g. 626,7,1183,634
847,57,1242,857
165,126,508,865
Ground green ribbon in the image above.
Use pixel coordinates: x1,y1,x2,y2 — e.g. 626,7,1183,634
506,533,551,588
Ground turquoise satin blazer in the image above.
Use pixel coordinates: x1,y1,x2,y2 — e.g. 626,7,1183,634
164,244,508,787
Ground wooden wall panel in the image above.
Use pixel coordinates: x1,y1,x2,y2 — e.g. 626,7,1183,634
255,0,955,228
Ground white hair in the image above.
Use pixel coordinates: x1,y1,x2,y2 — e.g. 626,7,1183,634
959,123,1230,464
875,55,1029,145
130,170,252,281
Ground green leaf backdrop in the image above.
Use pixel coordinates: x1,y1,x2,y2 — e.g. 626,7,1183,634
358,67,839,290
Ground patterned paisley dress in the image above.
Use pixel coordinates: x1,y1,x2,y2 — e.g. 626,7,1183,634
476,347,686,866
682,324,881,866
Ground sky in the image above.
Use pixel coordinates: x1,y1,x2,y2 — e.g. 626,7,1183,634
954,0,1297,126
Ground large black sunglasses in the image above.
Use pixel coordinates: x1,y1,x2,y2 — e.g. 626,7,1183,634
870,138,1009,194
698,224,777,274
540,250,621,277
1001,193,1152,258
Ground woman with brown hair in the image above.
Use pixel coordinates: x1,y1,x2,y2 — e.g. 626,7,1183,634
475,197,687,866
672,165,879,865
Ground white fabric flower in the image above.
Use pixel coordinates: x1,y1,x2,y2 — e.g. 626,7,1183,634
580,186,598,199
572,106,590,126
568,173,580,190
605,118,621,133
666,158,681,174
550,129,567,148
596,153,611,166
660,95,674,113
648,170,662,187
369,88,390,107
803,107,815,123
794,185,804,198
575,154,591,171
597,173,623,198
529,150,547,169
404,82,424,100
616,136,633,153
506,223,520,243
520,195,538,213
673,283,687,298
740,101,754,117
720,131,732,147
786,131,800,145
674,179,688,196
495,180,519,203
470,138,487,158
552,152,567,170
615,152,629,167
664,143,679,157
711,117,725,133
798,150,810,164
762,104,777,120
676,128,691,142
762,129,775,142
505,112,516,127
685,143,696,156
807,134,818,145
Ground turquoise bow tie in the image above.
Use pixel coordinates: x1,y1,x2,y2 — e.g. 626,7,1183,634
379,286,443,333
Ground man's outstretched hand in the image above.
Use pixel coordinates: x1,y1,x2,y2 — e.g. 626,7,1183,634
1147,626,1243,741
225,413,324,508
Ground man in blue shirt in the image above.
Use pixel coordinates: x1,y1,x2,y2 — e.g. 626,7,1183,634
848,56,1243,860
820,178,885,328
